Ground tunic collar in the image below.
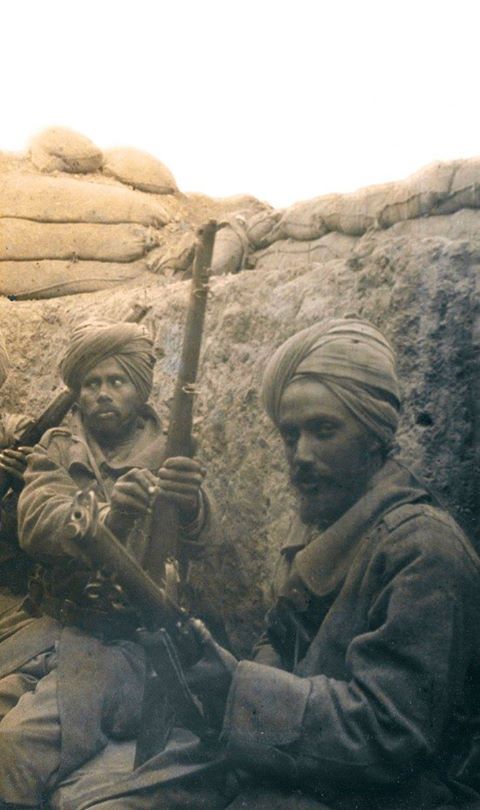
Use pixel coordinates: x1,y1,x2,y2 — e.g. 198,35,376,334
282,458,431,598
66,404,166,478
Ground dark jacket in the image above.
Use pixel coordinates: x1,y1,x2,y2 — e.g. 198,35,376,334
222,459,480,809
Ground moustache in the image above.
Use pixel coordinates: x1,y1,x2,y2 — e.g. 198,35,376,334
290,464,335,490
93,406,120,417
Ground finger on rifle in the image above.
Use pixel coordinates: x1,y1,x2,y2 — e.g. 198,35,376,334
2,448,30,464
0,456,25,480
157,467,204,487
117,468,159,494
111,482,151,511
189,618,214,646
163,457,207,477
157,481,200,500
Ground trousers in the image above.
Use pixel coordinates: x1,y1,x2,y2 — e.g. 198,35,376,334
0,628,145,807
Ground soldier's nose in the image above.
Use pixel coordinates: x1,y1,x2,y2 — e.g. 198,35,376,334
294,433,315,464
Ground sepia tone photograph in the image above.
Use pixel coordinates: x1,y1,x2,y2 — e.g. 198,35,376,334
0,1,479,807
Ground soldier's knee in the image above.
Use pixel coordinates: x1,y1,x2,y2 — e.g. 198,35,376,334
0,725,54,805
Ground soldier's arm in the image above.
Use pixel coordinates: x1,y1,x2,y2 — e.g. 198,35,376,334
220,514,478,789
17,430,81,561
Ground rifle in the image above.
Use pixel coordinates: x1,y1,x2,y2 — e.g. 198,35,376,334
143,220,217,587
66,489,216,748
0,303,150,500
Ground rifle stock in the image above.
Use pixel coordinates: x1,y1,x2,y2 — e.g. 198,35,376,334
0,303,150,500
144,221,217,585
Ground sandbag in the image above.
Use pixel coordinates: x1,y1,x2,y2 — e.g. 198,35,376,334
435,158,480,214
148,231,196,275
378,161,458,228
29,127,103,174
0,259,147,300
276,184,393,241
0,219,157,262
245,209,283,248
0,173,169,226
273,196,333,241
211,223,247,276
103,147,177,194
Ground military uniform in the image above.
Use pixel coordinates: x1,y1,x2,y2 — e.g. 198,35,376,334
49,458,480,810
0,405,218,807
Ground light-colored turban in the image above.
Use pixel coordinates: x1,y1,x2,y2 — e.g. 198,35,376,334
0,332,9,388
262,319,400,447
60,319,155,402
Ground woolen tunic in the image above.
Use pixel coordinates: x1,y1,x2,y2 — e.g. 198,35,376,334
50,459,480,809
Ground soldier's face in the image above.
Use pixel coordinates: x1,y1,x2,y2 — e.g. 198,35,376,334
278,379,380,528
79,358,143,440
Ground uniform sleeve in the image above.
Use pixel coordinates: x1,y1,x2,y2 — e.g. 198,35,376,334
17,434,80,561
221,515,478,788
178,487,221,560
0,413,34,560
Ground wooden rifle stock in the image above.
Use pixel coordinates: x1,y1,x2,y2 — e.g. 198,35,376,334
144,220,217,585
0,303,150,500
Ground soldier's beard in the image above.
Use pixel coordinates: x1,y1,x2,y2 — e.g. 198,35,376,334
291,463,372,529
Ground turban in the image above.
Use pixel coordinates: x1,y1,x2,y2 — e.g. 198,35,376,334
0,332,9,388
60,319,155,402
262,319,401,447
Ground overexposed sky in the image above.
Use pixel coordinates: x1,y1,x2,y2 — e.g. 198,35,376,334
2,0,479,208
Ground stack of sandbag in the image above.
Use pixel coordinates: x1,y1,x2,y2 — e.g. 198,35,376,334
0,128,179,299
267,158,480,244
246,157,480,274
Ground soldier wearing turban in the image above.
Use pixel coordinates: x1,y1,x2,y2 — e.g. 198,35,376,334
52,318,480,810
0,332,9,390
0,318,218,807
0,332,35,624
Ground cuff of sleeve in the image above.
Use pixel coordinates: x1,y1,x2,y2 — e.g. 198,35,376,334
222,660,311,748
221,661,311,779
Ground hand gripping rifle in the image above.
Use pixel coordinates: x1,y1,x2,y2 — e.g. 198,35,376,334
0,303,150,500
142,220,217,589
66,489,218,758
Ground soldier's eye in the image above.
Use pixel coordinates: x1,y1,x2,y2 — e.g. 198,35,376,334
280,428,298,447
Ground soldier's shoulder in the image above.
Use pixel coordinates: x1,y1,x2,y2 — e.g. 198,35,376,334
38,425,74,449
382,502,460,534
0,413,32,446
379,501,480,574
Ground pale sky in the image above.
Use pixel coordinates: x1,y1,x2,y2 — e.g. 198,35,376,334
2,0,479,208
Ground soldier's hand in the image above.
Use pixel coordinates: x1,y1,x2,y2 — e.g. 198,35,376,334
0,446,33,485
107,468,159,537
157,457,206,523
185,619,238,729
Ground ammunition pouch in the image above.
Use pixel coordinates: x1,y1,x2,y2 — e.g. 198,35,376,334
39,593,139,642
28,564,139,642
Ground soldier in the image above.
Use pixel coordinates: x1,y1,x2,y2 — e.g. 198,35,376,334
0,319,217,809
0,332,34,643
53,319,480,810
